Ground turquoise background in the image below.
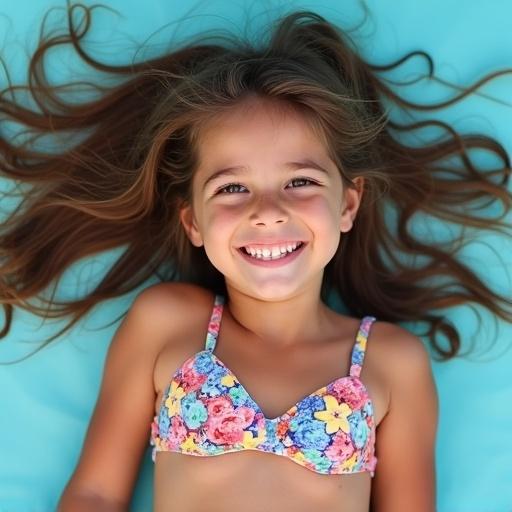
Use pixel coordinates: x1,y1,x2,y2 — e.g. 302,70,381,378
0,1,511,511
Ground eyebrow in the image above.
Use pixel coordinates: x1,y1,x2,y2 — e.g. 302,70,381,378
202,159,330,191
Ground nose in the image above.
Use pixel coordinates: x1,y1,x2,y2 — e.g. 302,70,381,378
249,193,289,227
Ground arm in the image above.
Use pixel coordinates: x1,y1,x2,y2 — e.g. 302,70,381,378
370,326,439,512
58,491,128,512
58,284,177,511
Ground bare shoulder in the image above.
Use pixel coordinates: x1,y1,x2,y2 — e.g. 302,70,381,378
134,281,216,335
369,319,437,406
135,280,215,310
370,320,434,374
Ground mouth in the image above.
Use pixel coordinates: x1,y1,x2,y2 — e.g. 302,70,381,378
237,241,306,261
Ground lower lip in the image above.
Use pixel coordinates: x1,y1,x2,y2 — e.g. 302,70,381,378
237,243,307,267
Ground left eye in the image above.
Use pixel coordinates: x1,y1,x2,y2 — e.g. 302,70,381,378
288,178,316,188
215,178,317,195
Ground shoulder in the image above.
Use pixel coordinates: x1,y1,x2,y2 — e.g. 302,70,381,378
134,281,216,318
370,319,438,430
369,320,433,375
132,281,216,341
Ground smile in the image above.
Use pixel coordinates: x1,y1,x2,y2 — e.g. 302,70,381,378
241,241,304,260
237,242,307,267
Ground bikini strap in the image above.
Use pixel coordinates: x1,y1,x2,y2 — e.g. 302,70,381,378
204,294,224,352
349,315,377,378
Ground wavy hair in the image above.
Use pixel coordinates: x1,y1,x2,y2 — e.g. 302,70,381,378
1,2,511,362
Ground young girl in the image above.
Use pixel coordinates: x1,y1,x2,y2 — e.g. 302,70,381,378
1,3,511,512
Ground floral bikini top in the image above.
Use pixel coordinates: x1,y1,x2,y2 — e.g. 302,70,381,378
150,295,378,477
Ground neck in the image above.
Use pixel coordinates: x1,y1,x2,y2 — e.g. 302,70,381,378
223,280,336,348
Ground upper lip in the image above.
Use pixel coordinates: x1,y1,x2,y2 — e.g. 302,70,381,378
237,240,305,248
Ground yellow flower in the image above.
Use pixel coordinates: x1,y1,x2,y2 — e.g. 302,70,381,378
291,451,306,464
221,374,236,387
242,429,266,449
164,380,186,416
340,452,358,472
313,395,352,434
180,434,199,453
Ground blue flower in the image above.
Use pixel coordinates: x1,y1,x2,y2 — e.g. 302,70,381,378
262,420,280,449
303,449,332,472
193,352,215,374
158,407,170,434
348,411,369,449
181,394,208,429
362,400,374,418
290,418,331,451
204,441,224,455
229,384,249,407
296,395,325,416
201,366,226,396
352,347,364,366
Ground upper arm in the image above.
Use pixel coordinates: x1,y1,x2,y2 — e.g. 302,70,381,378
59,283,183,507
370,325,439,512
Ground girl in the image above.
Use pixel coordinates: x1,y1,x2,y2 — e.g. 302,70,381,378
1,2,511,511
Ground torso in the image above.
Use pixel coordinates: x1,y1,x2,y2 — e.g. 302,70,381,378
150,284,391,512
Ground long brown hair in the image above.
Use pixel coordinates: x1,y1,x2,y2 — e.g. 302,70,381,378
1,2,511,362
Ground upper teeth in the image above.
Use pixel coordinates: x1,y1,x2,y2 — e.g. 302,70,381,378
243,242,301,257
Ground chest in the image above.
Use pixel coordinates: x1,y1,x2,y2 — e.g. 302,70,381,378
153,312,388,429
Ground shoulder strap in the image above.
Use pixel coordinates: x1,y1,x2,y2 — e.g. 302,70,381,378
349,315,377,378
204,294,224,352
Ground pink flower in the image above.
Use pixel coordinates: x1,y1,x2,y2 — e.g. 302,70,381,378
206,396,234,418
205,406,255,445
359,421,375,461
150,420,159,439
331,378,367,410
325,430,355,463
208,320,220,332
181,358,207,392
167,415,188,449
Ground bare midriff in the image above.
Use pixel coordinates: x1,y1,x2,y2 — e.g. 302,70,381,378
153,449,372,512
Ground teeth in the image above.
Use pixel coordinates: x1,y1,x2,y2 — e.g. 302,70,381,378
242,242,303,260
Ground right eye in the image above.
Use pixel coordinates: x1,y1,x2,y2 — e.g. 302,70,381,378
216,183,248,194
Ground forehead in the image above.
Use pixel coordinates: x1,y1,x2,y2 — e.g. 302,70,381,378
193,98,331,170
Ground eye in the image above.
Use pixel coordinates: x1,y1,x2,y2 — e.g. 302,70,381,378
287,177,318,188
215,183,248,194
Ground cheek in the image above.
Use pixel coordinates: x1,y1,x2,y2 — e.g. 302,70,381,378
201,206,240,244
300,196,340,228
301,197,342,253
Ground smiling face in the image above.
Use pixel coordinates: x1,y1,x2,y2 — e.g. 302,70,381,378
179,97,364,302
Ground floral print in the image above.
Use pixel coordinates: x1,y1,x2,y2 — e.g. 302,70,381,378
150,295,378,476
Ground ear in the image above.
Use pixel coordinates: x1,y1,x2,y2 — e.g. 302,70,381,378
179,202,204,247
340,176,365,233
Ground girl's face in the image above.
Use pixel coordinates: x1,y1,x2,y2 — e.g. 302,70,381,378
180,99,363,302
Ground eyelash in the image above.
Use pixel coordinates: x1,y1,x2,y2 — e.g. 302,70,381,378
215,177,319,195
